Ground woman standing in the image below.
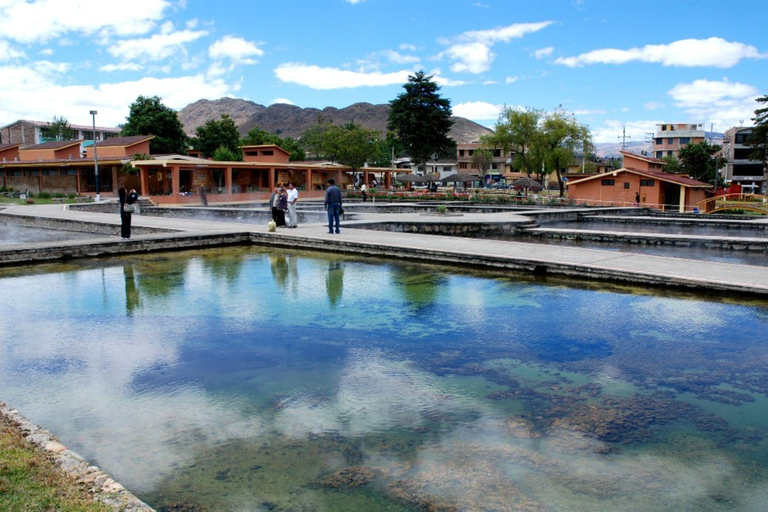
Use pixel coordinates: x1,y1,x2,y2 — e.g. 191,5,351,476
274,186,288,227
118,186,139,239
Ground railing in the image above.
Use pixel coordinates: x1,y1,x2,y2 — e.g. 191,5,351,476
697,193,768,214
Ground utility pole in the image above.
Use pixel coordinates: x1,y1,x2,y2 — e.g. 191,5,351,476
618,126,631,150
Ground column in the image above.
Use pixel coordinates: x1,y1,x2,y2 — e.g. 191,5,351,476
225,166,233,194
268,167,275,191
171,165,181,197
305,169,312,191
678,186,686,213
385,170,392,189
139,167,148,197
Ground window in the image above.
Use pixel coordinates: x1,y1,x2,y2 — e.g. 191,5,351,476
735,133,750,144
459,162,468,169
623,182,630,189
28,170,40,176
459,150,465,157
733,164,765,177
655,138,663,145
667,151,674,156
667,138,674,144
42,169,58,176
735,148,754,160
679,137,690,145
245,151,258,156
260,150,273,156
656,151,664,158
640,179,654,187
601,179,615,186
493,149,501,157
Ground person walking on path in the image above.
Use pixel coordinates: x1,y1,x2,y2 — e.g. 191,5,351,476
324,179,342,234
274,186,288,227
118,186,139,239
360,183,367,202
286,182,299,228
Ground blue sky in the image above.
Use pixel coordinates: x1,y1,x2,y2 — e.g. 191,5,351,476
0,0,766,143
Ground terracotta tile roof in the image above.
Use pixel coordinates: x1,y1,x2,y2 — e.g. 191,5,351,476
95,135,154,147
568,167,712,188
0,156,126,166
620,150,667,165
21,139,82,150
0,143,22,151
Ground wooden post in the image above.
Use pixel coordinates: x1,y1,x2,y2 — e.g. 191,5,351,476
225,166,233,194
171,165,180,197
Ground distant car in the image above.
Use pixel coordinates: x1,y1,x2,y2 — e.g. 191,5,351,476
490,182,509,189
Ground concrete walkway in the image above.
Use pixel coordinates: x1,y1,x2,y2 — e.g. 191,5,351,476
1,202,767,297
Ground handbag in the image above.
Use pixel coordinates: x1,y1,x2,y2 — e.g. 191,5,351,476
123,203,137,214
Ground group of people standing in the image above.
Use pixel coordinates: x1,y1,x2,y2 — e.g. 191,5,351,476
270,182,299,228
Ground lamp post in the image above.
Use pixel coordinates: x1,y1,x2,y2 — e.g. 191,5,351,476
90,110,100,202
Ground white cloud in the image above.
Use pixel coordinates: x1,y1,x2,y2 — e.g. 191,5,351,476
505,75,519,84
0,0,171,44
376,49,420,65
108,22,208,62
399,43,418,52
343,0,367,3
0,40,25,62
271,98,294,105
483,80,499,85
275,63,413,89
573,109,607,116
208,35,264,65
592,119,659,144
0,63,232,126
443,42,494,73
439,21,554,74
666,78,760,129
532,46,554,59
555,37,766,68
100,63,143,73
644,101,665,111
453,101,503,120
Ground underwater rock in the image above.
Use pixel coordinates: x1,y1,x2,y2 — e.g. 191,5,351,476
157,503,209,512
321,466,378,489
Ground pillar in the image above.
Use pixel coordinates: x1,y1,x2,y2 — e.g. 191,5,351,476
305,169,312,191
225,166,233,194
385,170,392,189
678,186,686,213
139,167,148,197
268,167,275,191
171,165,181,197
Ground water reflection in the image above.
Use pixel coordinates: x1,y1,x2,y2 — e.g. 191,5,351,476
1,248,768,511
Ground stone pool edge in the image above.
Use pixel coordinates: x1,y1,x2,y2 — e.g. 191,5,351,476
0,402,153,512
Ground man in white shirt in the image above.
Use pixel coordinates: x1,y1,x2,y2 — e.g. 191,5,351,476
286,182,299,228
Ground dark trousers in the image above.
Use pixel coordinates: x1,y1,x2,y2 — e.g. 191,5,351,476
275,209,286,227
121,212,132,238
327,203,341,232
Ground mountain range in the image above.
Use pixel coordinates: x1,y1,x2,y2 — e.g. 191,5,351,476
177,98,493,144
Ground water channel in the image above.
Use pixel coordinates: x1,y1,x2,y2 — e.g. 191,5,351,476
1,247,768,511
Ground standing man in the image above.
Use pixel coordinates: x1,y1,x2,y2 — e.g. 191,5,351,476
286,182,299,228
360,182,368,202
324,178,342,234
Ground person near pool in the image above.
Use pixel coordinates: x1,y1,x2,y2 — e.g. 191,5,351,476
286,182,299,228
118,186,139,239
274,186,288,227
324,179,342,234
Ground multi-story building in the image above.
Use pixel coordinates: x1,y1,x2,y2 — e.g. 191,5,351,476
653,123,706,159
0,119,120,146
457,143,513,183
722,127,766,194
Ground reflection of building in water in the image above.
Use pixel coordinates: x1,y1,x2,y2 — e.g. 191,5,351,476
123,264,140,315
325,261,345,307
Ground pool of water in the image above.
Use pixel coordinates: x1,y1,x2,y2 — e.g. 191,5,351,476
0,224,102,245
1,247,768,511
546,219,768,238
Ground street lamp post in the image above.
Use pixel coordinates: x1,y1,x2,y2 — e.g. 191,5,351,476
90,110,100,202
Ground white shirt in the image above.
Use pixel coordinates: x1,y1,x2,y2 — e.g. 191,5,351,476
287,188,299,204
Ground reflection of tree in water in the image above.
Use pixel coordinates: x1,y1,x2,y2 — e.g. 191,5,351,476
200,252,245,285
325,261,345,307
123,264,140,315
391,266,447,313
134,258,189,299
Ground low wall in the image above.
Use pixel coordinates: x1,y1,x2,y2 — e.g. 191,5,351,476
0,211,172,236
0,402,152,511
350,219,534,237
525,229,768,251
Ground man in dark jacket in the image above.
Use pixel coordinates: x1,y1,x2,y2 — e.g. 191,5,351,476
324,179,342,234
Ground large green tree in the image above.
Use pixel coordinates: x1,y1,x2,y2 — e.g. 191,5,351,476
746,90,768,165
388,71,454,166
536,108,592,196
482,106,542,176
193,115,242,159
42,116,74,141
470,148,494,177
242,126,306,161
301,122,380,172
677,141,726,185
121,95,188,154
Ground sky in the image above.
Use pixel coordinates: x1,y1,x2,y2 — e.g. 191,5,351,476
0,0,766,144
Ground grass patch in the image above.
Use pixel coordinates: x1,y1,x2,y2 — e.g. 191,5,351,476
0,415,109,512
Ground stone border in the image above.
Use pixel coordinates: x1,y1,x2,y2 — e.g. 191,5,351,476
0,402,153,511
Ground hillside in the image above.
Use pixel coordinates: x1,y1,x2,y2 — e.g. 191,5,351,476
178,98,492,144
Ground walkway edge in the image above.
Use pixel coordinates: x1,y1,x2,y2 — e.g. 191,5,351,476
0,402,153,511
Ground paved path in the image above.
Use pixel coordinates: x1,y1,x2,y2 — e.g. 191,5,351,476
1,202,767,297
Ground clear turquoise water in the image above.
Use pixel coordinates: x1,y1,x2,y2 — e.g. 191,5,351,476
1,247,768,511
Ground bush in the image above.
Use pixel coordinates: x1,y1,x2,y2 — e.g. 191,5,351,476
37,191,52,199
